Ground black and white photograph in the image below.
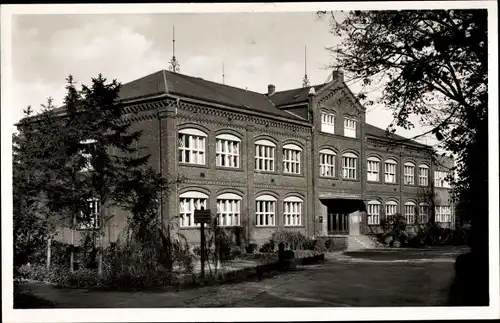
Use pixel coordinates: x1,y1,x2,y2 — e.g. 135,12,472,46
1,2,498,322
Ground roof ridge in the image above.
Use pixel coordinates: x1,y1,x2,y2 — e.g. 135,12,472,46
162,69,169,93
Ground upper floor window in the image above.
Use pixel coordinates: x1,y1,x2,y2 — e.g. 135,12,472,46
384,159,397,183
321,112,335,134
435,205,452,222
178,128,207,165
385,201,398,217
435,171,451,188
256,194,276,227
404,202,416,224
216,134,240,168
419,165,429,186
342,152,357,180
319,149,336,177
419,202,430,224
216,193,241,227
255,139,276,172
283,196,302,227
79,139,97,172
367,157,380,182
78,198,99,230
404,162,415,185
179,191,207,228
283,144,302,175
344,118,357,138
367,200,381,225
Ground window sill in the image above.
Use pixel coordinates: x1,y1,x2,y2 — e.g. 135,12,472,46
383,182,399,185
216,166,244,172
284,225,305,228
254,170,278,175
341,178,360,182
319,176,338,179
179,163,209,169
366,179,381,183
283,172,304,178
255,226,278,228
404,183,417,187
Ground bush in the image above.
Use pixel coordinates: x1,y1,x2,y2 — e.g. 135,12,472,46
245,244,257,254
272,231,306,250
259,240,275,253
230,245,245,259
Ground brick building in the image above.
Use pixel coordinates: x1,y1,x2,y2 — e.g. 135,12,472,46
55,69,455,247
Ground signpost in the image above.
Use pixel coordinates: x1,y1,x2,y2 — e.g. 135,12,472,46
194,208,211,283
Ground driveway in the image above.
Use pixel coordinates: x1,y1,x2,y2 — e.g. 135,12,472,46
15,247,466,308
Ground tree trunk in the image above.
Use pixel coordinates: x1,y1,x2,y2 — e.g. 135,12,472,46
46,237,52,270
97,202,104,276
70,214,75,272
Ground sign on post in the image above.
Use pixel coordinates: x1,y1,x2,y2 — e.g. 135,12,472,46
194,209,211,224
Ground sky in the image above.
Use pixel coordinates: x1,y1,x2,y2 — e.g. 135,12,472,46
9,11,437,146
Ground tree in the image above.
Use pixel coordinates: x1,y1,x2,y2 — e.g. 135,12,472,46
318,9,488,305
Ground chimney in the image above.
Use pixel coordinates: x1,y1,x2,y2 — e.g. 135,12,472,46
308,87,316,96
267,84,276,96
332,69,344,82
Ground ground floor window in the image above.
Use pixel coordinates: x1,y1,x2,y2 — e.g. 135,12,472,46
419,203,430,223
256,195,276,226
367,201,381,225
217,193,241,227
283,196,302,226
179,191,207,227
435,206,452,223
404,202,416,224
78,198,100,230
385,201,398,218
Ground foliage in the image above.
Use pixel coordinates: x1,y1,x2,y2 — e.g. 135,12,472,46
272,230,308,250
381,213,408,246
318,9,488,254
259,240,276,253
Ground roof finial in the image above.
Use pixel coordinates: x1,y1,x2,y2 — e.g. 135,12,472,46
222,62,225,85
302,45,310,88
168,25,180,73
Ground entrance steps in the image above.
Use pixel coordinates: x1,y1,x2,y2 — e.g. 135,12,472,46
346,235,379,251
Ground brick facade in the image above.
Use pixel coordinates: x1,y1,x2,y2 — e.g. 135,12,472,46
54,70,455,246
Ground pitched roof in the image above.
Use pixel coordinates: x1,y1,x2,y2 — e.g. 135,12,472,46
118,70,306,122
364,123,428,148
267,84,328,107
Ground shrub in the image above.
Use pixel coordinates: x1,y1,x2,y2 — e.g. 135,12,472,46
230,245,245,259
245,244,257,254
302,238,317,251
272,231,306,250
259,240,275,253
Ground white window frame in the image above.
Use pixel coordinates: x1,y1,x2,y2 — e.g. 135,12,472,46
367,201,381,225
78,198,100,230
404,202,416,224
283,196,302,227
419,202,430,224
385,201,398,217
256,194,276,227
216,193,242,227
283,144,302,175
384,159,397,183
404,162,415,185
79,139,97,172
178,128,207,165
216,134,241,168
179,191,208,228
367,157,380,182
434,171,451,188
342,152,357,180
255,139,276,172
321,111,335,134
435,205,452,223
344,117,357,138
319,149,336,178
419,165,429,186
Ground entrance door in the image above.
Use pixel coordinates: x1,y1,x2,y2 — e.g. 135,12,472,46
327,213,349,235
349,211,360,235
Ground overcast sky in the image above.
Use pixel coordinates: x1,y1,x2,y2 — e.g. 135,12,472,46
9,11,437,146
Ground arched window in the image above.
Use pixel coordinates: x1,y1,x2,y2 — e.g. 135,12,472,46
404,202,417,224
283,196,303,226
321,111,335,134
367,200,381,225
404,162,416,185
319,148,336,177
255,139,276,172
367,156,380,182
385,200,398,217
418,164,429,186
419,202,430,224
179,191,208,227
178,128,207,165
216,134,241,168
216,193,242,227
342,152,358,179
384,159,398,183
255,194,277,226
283,144,302,175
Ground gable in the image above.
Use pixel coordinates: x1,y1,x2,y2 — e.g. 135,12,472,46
315,79,365,119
